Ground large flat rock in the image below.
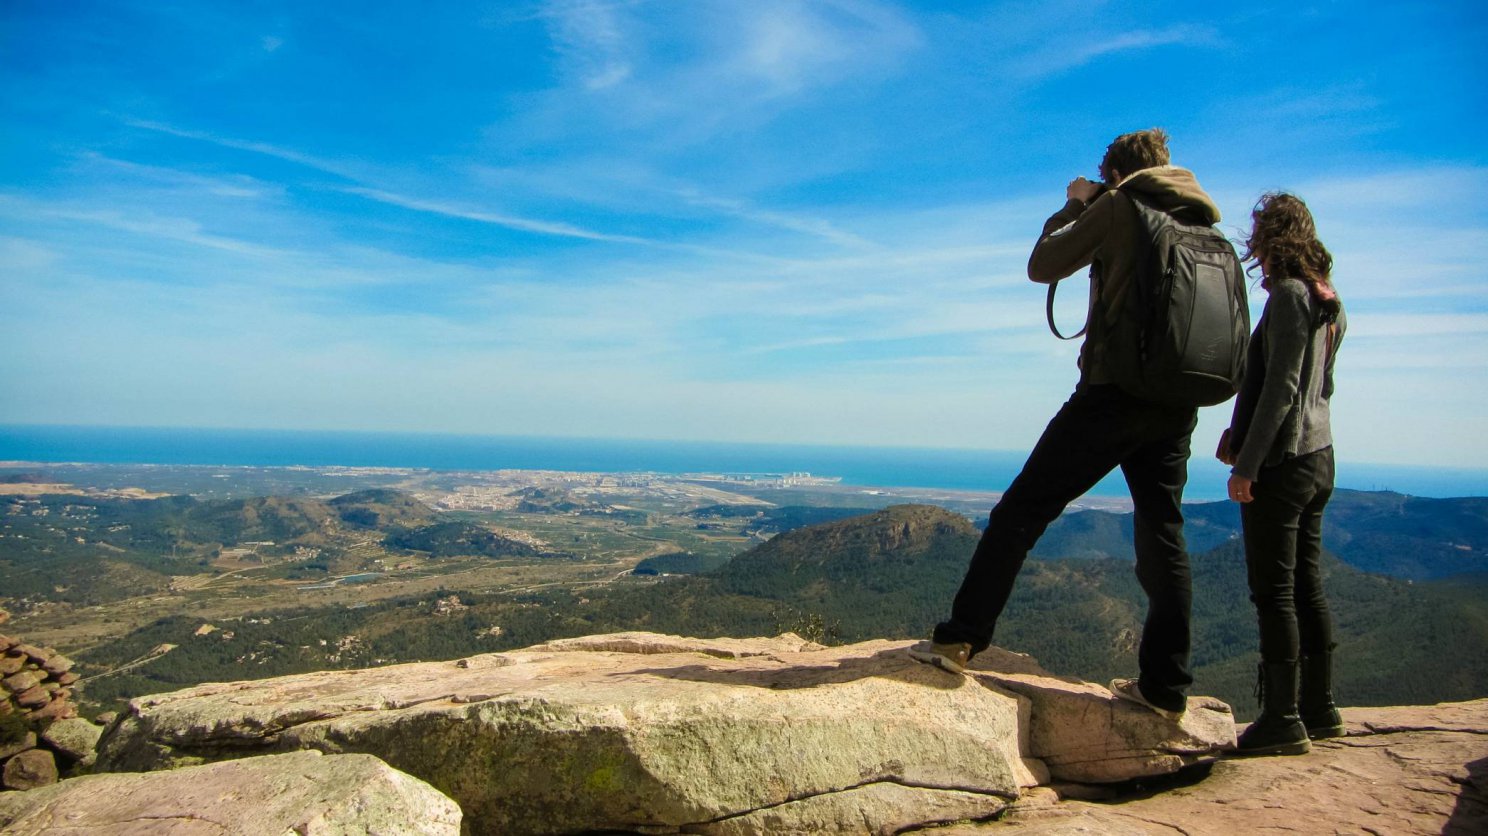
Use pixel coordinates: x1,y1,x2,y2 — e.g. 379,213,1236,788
0,750,460,835
96,634,1045,834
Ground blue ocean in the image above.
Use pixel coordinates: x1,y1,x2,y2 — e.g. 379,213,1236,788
1,424,1485,501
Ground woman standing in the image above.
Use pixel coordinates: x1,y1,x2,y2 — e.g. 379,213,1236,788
1219,192,1346,756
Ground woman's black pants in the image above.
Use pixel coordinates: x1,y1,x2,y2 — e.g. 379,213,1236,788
1241,447,1336,664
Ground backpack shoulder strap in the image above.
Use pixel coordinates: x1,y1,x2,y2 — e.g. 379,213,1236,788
1119,186,1160,273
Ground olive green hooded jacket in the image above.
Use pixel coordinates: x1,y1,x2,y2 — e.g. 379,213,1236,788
1028,165,1223,385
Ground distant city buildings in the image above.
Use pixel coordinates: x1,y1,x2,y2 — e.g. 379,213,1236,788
427,470,841,512
683,472,842,487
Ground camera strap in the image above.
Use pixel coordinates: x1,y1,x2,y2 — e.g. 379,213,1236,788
1046,272,1094,340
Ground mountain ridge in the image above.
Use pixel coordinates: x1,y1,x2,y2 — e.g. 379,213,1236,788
1034,488,1488,580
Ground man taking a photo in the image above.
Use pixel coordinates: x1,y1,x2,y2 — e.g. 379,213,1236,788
912,128,1231,721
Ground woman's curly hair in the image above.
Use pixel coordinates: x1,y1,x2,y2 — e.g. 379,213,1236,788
1243,192,1334,296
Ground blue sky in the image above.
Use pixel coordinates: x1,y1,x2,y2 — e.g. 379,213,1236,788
2,0,1486,468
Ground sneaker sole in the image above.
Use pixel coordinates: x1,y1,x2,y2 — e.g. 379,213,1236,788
907,649,965,674
1109,679,1184,721
1306,725,1345,740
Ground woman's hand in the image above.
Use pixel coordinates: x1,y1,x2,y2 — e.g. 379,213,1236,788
1228,473,1254,504
1215,429,1236,465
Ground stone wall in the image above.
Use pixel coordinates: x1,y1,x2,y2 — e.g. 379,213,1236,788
0,632,99,791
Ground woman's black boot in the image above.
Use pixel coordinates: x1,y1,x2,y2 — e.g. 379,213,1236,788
1235,661,1311,756
1300,651,1344,739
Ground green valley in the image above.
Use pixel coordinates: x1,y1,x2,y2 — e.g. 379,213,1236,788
2,463,1485,723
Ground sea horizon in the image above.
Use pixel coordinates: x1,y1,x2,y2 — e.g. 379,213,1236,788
2,423,1486,503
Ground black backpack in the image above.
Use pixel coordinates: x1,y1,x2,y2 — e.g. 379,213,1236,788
1046,190,1250,408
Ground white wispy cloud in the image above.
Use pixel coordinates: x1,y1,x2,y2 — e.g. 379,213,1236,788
1292,166,1488,210
340,186,659,245
1009,24,1219,80
1252,83,1382,122
728,4,857,94
1344,313,1488,339
943,1,1223,88
1278,165,1488,302
0,251,1065,444
462,160,882,251
0,237,59,273
674,187,875,249
36,205,293,261
518,0,921,141
76,153,278,200
541,0,637,90
120,119,698,252
123,119,360,180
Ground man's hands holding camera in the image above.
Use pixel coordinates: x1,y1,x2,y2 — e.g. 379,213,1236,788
1067,176,1105,205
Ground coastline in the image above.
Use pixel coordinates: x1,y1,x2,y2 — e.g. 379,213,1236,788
2,424,1485,502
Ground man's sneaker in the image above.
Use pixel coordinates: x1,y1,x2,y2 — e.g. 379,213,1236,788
908,642,973,674
1109,678,1185,721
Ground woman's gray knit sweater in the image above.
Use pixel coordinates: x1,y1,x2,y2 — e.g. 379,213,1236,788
1228,277,1345,481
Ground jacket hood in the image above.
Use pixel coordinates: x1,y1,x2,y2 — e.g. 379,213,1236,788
1118,165,1221,224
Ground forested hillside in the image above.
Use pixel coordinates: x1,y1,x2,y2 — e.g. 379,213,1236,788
382,521,543,559
0,489,445,604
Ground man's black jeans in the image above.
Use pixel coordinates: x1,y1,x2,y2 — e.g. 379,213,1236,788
933,383,1198,713
1241,446,1335,664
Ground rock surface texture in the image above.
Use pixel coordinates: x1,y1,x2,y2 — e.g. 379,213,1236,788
961,648,1237,784
0,750,462,834
940,698,1488,835
0,749,56,792
92,632,1233,834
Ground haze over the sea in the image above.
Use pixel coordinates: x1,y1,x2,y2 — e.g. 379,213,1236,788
4,425,1485,503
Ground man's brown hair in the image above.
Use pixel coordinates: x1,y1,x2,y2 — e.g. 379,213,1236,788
1099,128,1170,184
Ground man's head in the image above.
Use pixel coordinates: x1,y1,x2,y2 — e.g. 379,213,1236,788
1099,128,1170,185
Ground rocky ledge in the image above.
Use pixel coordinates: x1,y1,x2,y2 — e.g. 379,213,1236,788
82,632,1231,834
0,632,1480,834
